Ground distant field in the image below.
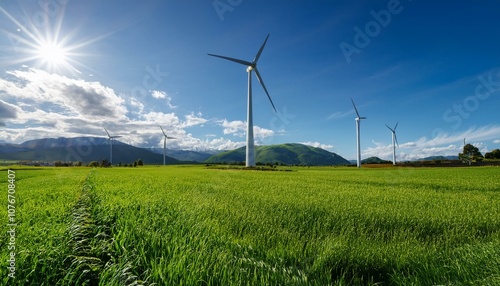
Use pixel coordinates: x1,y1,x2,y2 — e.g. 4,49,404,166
1,165,499,285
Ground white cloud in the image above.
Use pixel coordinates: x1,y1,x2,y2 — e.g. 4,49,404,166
151,90,166,99
141,111,180,126
151,90,176,109
164,135,244,151
254,126,275,138
204,137,244,150
1,68,127,120
130,97,144,112
219,119,274,139
494,139,500,144
0,69,199,147
300,141,334,150
0,68,249,151
363,125,500,161
0,100,20,126
221,119,246,136
182,112,207,128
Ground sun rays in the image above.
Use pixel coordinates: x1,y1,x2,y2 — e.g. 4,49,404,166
36,40,68,70
0,4,98,75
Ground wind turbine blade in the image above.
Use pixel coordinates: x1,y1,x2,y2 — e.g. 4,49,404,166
104,128,111,138
112,135,122,139
394,122,398,131
254,68,277,113
385,124,395,133
359,117,367,120
351,99,360,118
253,33,270,63
160,126,167,137
168,137,177,140
395,133,399,148
207,54,252,66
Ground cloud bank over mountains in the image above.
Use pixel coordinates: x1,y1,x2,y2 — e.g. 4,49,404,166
0,67,273,151
1,67,499,160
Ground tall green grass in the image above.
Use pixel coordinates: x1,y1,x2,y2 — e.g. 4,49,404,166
92,166,500,285
0,167,89,285
1,166,499,285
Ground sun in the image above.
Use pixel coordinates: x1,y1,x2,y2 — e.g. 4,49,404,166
37,42,68,68
0,5,95,75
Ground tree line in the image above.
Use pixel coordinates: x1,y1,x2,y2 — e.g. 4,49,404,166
459,144,500,163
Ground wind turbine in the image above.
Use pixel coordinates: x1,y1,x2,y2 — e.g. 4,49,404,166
385,123,399,165
351,99,366,168
160,126,176,166
208,33,277,167
104,128,121,165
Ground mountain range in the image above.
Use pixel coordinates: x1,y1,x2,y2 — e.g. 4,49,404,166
0,137,462,166
361,157,392,164
205,143,351,166
0,137,180,165
417,155,459,161
0,137,351,166
148,148,221,162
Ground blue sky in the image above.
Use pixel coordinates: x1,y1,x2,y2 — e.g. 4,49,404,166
0,0,499,161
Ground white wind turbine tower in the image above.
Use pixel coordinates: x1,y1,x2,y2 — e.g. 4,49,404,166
104,128,121,165
208,33,277,167
351,99,366,168
385,123,399,165
160,126,176,166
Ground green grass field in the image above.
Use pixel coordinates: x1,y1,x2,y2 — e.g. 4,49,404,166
1,165,499,285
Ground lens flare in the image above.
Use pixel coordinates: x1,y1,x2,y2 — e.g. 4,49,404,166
37,42,68,68
0,4,100,75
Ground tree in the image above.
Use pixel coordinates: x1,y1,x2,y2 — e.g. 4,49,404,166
136,159,144,166
459,144,483,164
88,161,99,167
100,159,110,167
495,149,500,159
485,149,500,159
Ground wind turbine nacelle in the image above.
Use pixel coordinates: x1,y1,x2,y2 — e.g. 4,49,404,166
247,66,254,72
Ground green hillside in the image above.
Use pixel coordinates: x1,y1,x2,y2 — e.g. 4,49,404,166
361,157,392,164
0,145,180,165
205,143,350,165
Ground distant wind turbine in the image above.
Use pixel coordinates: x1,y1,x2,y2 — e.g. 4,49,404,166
385,123,399,165
104,128,121,165
351,99,366,168
208,33,277,167
160,126,176,166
